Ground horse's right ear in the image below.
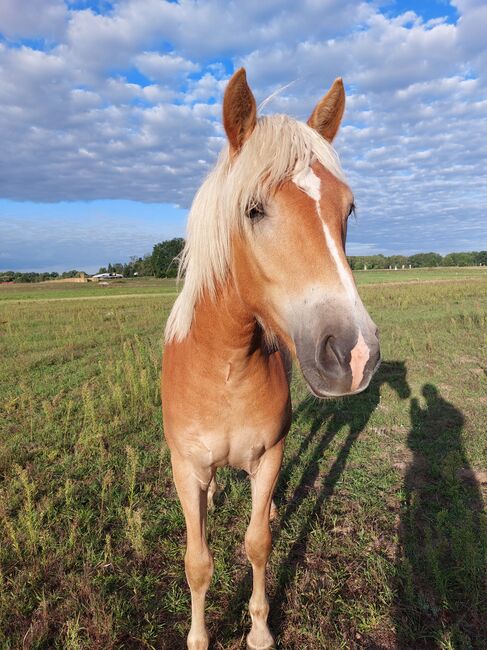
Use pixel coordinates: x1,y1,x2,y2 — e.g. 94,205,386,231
308,78,345,143
223,68,257,154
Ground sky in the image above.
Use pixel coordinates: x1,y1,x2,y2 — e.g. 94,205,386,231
0,0,486,272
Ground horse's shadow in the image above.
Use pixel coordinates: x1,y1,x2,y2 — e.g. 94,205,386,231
216,361,411,647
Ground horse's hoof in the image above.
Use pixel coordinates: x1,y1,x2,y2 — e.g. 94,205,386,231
246,629,275,650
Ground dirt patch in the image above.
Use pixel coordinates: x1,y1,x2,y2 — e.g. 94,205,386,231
458,468,487,484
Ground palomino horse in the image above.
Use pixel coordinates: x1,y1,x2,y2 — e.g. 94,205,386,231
162,68,380,649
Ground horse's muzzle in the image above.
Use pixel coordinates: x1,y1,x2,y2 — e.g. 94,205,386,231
295,329,381,398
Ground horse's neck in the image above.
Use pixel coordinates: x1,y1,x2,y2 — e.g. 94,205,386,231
162,278,290,434
188,279,264,371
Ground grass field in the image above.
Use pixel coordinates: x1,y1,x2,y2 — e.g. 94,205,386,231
0,270,486,649
0,278,178,302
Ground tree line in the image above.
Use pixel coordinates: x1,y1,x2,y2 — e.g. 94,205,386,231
2,240,486,283
0,269,90,283
347,250,487,270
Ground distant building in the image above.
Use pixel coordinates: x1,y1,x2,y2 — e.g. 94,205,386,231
91,273,124,280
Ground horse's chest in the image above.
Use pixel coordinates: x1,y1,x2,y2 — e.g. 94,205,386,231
163,346,290,474
172,379,289,475
197,389,289,470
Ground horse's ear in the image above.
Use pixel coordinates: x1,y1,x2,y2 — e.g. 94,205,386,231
308,78,345,143
223,68,257,154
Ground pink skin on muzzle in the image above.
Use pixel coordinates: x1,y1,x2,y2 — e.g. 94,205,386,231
350,330,370,392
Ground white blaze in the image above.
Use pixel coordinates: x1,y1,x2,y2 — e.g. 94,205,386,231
293,166,321,201
293,166,358,305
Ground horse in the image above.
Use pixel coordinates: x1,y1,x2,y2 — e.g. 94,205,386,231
162,68,381,650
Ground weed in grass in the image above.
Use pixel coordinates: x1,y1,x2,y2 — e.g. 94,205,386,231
0,493,21,557
14,463,41,555
125,507,146,559
103,532,112,565
99,469,113,522
125,445,138,509
64,615,85,650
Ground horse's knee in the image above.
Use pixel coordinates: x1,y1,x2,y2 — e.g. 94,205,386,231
245,524,271,565
185,547,213,591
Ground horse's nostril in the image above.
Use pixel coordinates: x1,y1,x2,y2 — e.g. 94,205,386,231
319,336,349,375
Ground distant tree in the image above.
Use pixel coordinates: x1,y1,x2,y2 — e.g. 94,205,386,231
473,251,487,266
61,270,78,278
136,254,154,277
18,272,37,282
386,255,409,268
151,238,185,278
442,252,475,267
100,252,157,278
408,252,442,268
109,262,124,275
122,255,150,277
361,254,387,269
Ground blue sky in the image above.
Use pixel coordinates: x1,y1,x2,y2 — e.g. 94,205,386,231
0,0,486,272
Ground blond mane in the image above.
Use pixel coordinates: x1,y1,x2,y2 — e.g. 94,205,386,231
165,115,346,342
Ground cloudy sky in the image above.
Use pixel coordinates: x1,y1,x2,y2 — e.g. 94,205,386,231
0,0,486,272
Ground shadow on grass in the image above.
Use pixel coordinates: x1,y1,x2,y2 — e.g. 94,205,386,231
216,361,410,648
395,384,487,649
268,361,411,646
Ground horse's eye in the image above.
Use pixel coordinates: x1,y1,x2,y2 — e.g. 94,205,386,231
347,201,356,218
247,205,265,222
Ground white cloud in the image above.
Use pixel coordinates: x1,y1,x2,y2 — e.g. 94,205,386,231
0,0,67,40
135,52,199,83
0,0,486,260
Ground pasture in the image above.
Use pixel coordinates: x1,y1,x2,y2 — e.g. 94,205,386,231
0,269,486,649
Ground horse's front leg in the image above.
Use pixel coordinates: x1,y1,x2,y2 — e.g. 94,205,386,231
246,439,284,650
171,455,214,650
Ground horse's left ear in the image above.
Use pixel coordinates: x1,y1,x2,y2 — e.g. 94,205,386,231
308,78,345,143
223,68,257,154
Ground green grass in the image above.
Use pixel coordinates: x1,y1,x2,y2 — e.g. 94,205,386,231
0,277,178,302
352,266,487,286
0,272,486,649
